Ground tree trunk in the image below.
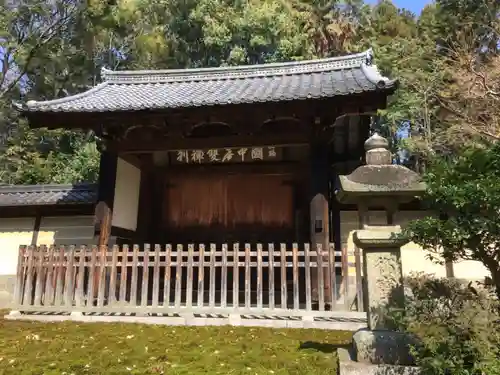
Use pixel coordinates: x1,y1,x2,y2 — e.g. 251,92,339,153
487,264,500,302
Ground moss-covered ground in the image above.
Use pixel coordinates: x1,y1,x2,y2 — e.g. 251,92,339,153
0,310,352,375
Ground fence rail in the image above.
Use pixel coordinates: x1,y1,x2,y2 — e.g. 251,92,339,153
13,243,363,318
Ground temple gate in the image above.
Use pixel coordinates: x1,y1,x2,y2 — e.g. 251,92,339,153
10,49,398,327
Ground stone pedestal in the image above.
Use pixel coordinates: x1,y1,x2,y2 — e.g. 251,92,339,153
353,226,408,331
349,225,419,368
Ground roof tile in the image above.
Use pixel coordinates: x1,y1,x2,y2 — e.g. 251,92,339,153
22,49,396,113
0,184,97,207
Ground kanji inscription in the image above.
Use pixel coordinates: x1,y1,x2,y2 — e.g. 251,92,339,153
172,146,282,164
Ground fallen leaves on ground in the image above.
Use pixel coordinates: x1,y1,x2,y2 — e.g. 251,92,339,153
0,311,351,375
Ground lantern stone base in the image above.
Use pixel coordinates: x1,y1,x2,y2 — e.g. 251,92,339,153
338,330,421,374
352,329,418,365
338,360,421,375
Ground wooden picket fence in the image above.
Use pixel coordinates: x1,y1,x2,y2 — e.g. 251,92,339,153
13,243,363,321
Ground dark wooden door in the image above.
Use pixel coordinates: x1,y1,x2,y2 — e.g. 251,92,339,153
164,173,294,243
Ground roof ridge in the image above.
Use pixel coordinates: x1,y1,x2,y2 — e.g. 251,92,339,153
101,49,373,84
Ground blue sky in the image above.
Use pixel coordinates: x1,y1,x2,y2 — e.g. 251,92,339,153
367,0,430,14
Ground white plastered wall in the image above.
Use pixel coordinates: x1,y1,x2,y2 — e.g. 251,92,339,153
340,210,491,281
0,218,34,278
0,218,35,306
0,215,97,307
111,157,141,231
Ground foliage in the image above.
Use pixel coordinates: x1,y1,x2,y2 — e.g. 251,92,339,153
0,122,100,184
0,310,352,374
405,142,500,300
0,0,499,182
0,0,116,185
388,274,500,375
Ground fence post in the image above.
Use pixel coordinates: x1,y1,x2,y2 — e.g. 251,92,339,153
108,245,119,305
186,244,194,308
196,244,204,308
292,243,299,310
163,244,172,308
341,247,349,308
75,246,86,308
354,245,364,312
280,243,287,309
13,246,26,307
64,245,76,306
268,244,275,310
328,243,337,309
141,244,150,308
304,243,312,311
97,245,107,307
257,243,263,309
232,243,239,308
209,244,216,308
221,244,228,308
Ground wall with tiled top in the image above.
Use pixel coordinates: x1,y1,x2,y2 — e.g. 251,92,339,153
0,215,97,308
340,210,491,282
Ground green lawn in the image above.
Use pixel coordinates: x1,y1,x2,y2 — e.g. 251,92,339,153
0,311,352,375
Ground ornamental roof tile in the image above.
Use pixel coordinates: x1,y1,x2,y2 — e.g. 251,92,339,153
19,49,396,113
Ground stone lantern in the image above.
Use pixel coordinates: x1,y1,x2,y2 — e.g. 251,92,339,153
337,133,425,227
336,133,425,369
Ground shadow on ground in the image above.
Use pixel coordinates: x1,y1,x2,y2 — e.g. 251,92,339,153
299,341,346,354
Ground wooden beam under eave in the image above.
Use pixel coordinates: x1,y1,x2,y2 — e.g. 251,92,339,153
108,133,309,154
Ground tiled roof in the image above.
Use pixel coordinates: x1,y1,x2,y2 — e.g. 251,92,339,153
0,184,97,207
19,49,396,113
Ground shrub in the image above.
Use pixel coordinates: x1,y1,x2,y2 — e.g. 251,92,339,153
390,273,500,375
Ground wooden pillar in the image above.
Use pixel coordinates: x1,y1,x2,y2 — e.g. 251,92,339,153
135,162,154,244
134,165,164,244
30,211,41,246
309,141,331,304
96,150,118,246
329,168,342,302
93,150,117,301
151,169,165,244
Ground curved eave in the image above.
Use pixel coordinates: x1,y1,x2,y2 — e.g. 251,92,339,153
15,49,398,117
17,81,397,116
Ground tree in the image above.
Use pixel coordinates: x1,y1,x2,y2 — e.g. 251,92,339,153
406,143,500,300
434,34,500,147
4,0,495,183
0,0,123,185
397,0,500,160
353,1,446,169
434,0,500,53
286,0,366,57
